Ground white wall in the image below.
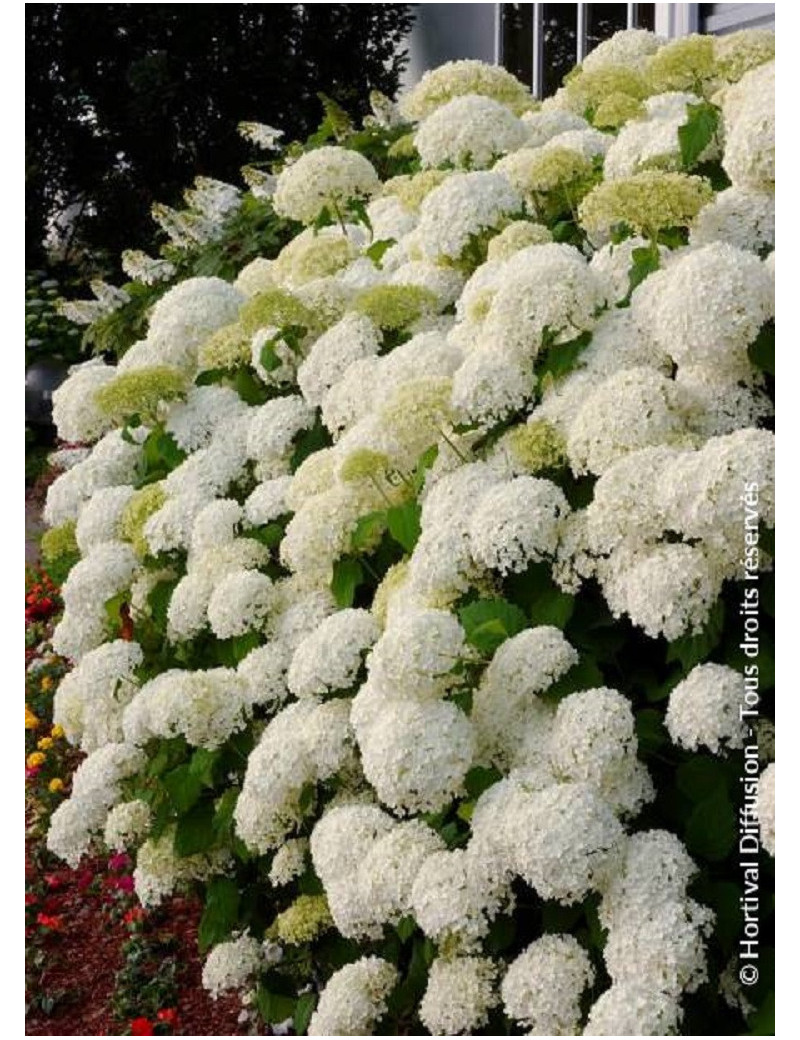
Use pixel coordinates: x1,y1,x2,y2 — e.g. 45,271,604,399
403,3,497,87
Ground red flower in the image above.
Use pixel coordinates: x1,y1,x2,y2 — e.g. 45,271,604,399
44,872,64,890
115,874,135,893
108,852,131,872
131,1017,154,1035
25,893,38,906
36,913,62,930
156,1008,179,1027
124,907,146,925
25,766,41,780
76,868,94,890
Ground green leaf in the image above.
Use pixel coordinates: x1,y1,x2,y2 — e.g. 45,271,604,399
626,243,661,298
365,238,396,267
257,985,296,1025
748,990,775,1035
147,578,179,630
351,510,387,551
162,764,204,814
537,330,592,385
290,417,332,471
458,598,529,655
212,788,239,844
678,101,719,170
174,799,217,857
676,757,728,802
543,656,605,702
485,914,516,955
464,765,503,798
635,708,669,754
234,367,269,405
748,320,775,376
259,337,283,372
666,598,725,671
412,444,439,493
248,522,285,549
685,789,737,862
294,993,317,1034
198,878,240,951
387,501,422,553
189,748,221,788
395,915,416,943
529,585,575,629
330,557,364,608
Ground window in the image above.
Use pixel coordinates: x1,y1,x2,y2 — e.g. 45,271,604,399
500,3,656,96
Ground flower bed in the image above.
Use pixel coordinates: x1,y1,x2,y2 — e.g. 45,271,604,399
38,28,775,1036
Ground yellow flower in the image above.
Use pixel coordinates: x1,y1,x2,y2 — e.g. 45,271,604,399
37,737,54,751
50,724,65,739
25,706,40,730
48,778,65,794
27,752,46,768
40,676,54,692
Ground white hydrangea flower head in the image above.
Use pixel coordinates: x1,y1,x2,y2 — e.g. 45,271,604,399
269,837,309,886
134,829,230,907
640,242,773,369
415,94,527,170
307,957,397,1036
451,340,534,427
46,743,145,867
666,663,748,753
691,186,775,253
165,384,250,453
207,569,275,638
237,641,292,712
356,697,475,814
483,243,604,354
75,485,136,554
53,639,143,752
469,476,570,574
273,146,381,225
146,276,244,370
501,934,595,1033
243,476,293,527
508,782,627,903
566,366,689,476
603,897,714,995
367,606,467,697
44,430,142,528
721,61,774,189
297,313,380,408
411,847,509,949
420,956,499,1036
522,108,589,147
417,171,522,261
103,799,151,852
584,981,683,1036
202,934,263,999
51,360,117,444
399,59,532,121
288,608,379,698
598,541,721,641
122,667,251,750
355,820,445,931
756,763,775,856
581,28,665,72
190,498,243,553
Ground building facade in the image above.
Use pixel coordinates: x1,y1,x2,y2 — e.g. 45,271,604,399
405,3,776,92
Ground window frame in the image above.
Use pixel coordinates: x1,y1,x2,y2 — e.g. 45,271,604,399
496,3,686,98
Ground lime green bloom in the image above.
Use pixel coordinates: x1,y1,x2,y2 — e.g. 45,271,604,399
41,521,78,563
593,92,646,130
239,288,314,336
119,483,167,557
566,65,650,113
384,170,450,211
646,35,716,95
273,231,355,286
579,171,713,239
339,448,392,483
714,29,774,84
354,284,439,331
198,322,251,372
94,366,186,424
271,895,333,945
487,221,553,261
498,419,567,473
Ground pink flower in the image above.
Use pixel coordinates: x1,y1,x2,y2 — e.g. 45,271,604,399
108,852,131,872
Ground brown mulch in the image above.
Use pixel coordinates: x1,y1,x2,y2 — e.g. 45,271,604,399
25,854,246,1037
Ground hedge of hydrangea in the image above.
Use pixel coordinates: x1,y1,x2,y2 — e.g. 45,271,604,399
42,28,775,1036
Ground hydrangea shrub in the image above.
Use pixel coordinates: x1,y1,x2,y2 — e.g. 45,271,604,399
44,29,775,1036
